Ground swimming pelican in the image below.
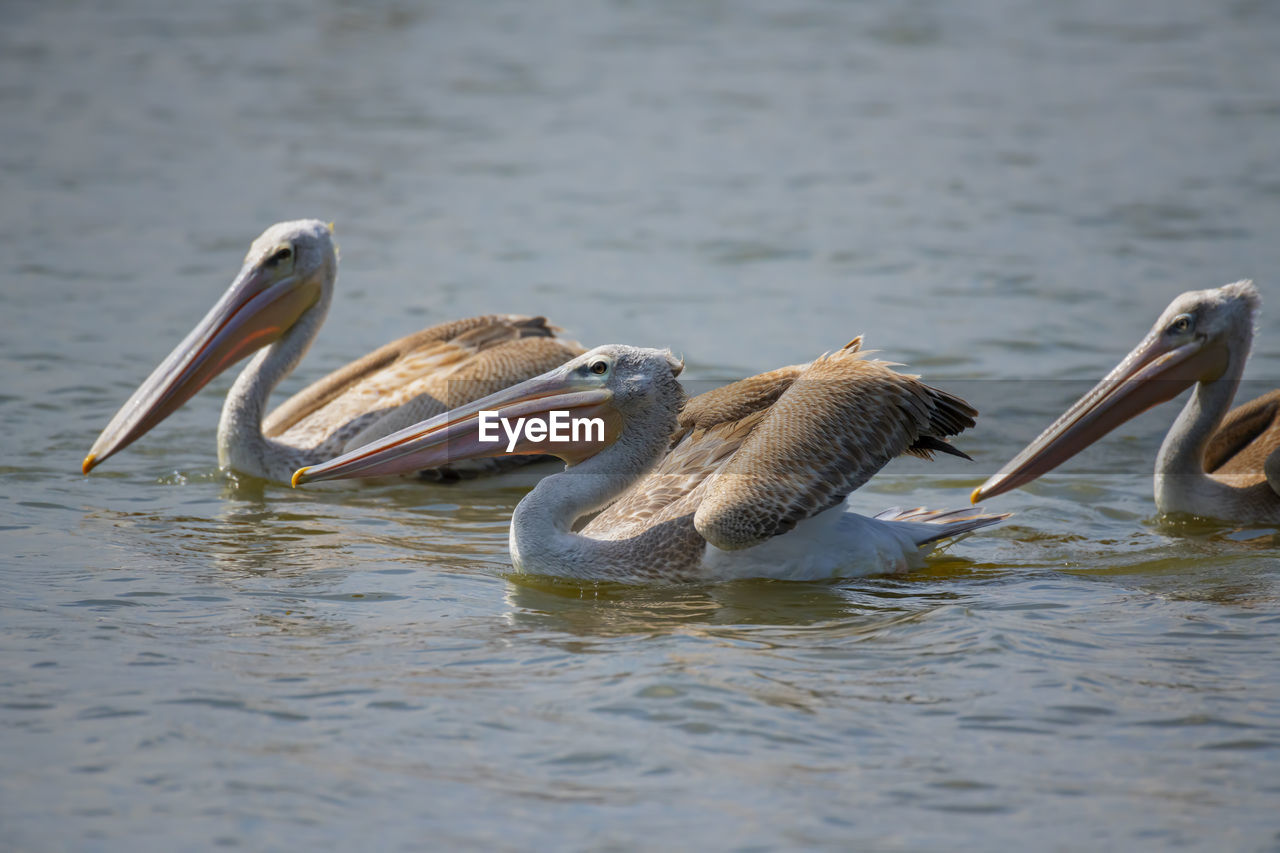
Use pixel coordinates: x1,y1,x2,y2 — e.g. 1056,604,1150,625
972,280,1280,523
293,341,1007,582
83,220,583,483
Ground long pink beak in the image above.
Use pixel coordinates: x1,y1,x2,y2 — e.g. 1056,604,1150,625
83,264,320,474
971,330,1226,502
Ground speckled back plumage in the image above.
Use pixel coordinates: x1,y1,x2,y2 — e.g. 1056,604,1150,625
693,339,975,549
584,338,977,557
264,315,583,460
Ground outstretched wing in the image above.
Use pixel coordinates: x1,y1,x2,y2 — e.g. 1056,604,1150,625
692,340,976,550
585,339,977,548
264,315,583,455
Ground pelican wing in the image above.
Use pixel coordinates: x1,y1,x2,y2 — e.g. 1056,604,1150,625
582,364,813,538
585,339,977,549
581,409,771,540
1204,389,1280,486
692,339,976,550
338,335,586,452
674,365,805,437
264,315,582,454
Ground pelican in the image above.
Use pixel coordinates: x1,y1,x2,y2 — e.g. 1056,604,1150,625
293,341,1007,582
83,220,583,483
972,280,1280,523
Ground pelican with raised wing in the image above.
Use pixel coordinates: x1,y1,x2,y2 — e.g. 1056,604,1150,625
294,341,1007,582
972,280,1280,523
83,220,583,483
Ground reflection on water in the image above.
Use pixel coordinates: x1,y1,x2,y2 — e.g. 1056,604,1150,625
4,0,1280,848
503,574,959,635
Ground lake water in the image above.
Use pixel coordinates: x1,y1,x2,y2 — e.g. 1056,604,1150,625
3,0,1280,849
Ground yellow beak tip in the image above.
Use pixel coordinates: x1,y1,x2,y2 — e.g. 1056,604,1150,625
291,468,309,488
82,454,97,476
969,486,982,505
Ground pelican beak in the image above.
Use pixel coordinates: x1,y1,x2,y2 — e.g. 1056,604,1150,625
292,368,620,486
971,328,1228,502
83,261,321,474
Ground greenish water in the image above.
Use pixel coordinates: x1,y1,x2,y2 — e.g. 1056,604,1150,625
3,0,1280,849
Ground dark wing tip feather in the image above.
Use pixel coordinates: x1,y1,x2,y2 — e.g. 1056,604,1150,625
906,435,973,461
923,385,978,437
510,315,560,339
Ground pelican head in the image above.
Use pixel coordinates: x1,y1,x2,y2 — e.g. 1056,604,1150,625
292,345,684,485
972,280,1260,502
83,220,337,474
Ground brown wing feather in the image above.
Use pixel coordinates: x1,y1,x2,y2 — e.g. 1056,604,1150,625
674,365,804,439
339,335,584,452
583,409,769,541
1204,389,1280,489
263,315,582,456
692,340,977,550
586,339,977,550
264,315,559,436
583,364,820,537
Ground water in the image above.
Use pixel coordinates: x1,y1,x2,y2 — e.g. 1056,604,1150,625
4,0,1280,848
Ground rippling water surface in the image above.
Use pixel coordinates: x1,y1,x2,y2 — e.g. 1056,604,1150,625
4,0,1280,848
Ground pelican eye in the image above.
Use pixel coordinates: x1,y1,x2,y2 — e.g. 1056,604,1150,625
266,245,294,266
1167,313,1193,335
588,359,610,375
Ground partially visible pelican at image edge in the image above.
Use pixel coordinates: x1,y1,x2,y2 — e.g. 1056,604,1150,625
973,280,1280,524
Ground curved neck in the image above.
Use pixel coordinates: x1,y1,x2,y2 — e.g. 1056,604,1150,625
1154,336,1248,514
216,293,330,481
509,390,682,579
